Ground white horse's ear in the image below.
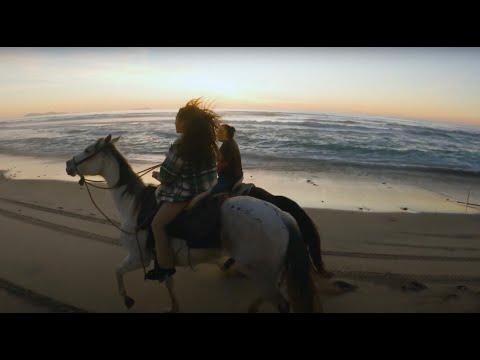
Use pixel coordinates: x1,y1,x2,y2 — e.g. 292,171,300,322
105,134,112,143
111,136,121,144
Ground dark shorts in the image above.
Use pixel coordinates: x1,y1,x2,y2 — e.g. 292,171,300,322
210,175,242,195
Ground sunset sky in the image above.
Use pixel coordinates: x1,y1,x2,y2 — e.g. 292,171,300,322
1,47,479,125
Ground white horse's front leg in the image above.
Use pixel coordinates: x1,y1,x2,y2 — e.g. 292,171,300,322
116,254,145,309
164,276,180,313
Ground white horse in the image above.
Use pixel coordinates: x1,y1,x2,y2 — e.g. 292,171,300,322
66,134,323,313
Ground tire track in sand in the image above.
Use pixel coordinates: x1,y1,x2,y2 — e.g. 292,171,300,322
1,198,480,284
2,197,480,262
0,277,89,313
0,207,119,246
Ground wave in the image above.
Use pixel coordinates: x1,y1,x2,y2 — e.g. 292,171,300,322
1,110,479,177
241,152,480,177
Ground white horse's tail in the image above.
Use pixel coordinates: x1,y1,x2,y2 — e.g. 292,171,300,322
282,213,323,313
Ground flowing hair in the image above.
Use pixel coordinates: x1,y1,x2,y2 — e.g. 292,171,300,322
177,98,222,171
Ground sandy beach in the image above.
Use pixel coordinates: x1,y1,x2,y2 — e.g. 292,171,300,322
2,47,480,315
0,154,479,313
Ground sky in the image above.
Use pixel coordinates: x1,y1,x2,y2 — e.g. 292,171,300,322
1,47,479,125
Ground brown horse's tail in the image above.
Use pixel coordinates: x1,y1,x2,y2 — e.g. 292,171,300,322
281,212,323,313
249,186,331,278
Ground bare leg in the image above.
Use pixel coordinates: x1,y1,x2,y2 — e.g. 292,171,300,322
164,276,180,313
151,201,188,270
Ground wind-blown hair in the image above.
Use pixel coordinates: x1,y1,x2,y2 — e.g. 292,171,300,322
177,98,222,171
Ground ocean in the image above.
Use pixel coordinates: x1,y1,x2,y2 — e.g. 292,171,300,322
0,110,478,177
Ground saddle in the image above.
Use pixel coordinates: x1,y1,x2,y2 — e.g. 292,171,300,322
136,186,233,252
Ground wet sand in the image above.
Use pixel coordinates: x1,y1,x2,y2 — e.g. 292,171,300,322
1,164,479,312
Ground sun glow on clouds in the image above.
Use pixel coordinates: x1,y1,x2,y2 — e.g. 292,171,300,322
0,48,480,125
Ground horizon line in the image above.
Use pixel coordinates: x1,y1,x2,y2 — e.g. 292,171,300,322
1,107,479,128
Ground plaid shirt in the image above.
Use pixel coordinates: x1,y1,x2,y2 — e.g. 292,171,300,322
155,138,217,203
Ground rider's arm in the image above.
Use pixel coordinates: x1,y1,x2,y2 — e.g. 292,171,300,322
158,143,183,184
217,142,232,173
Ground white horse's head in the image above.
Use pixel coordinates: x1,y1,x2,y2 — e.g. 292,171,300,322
66,134,120,177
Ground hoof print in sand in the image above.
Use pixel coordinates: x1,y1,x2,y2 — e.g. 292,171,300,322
443,294,459,301
333,280,358,292
401,280,427,292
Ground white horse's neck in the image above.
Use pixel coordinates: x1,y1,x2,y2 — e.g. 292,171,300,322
102,155,141,227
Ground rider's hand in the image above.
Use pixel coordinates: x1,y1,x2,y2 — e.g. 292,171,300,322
152,171,160,181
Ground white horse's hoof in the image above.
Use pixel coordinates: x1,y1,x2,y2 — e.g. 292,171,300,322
163,307,179,313
124,296,135,309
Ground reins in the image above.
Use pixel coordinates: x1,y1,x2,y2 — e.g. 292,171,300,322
77,162,161,278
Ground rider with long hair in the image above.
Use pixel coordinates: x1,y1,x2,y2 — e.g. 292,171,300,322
146,98,221,281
